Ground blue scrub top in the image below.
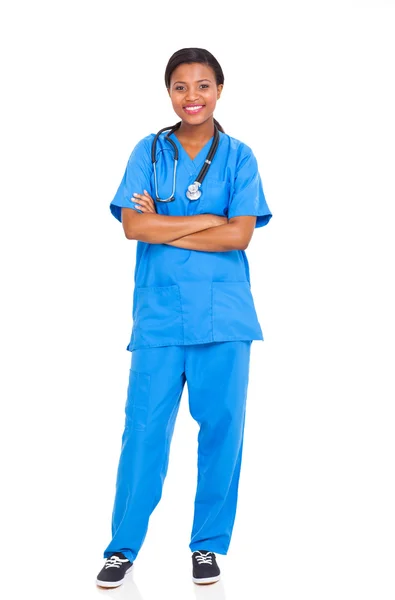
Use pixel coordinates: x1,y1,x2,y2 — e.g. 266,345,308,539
110,130,272,352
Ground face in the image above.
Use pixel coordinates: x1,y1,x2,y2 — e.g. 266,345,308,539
167,62,223,126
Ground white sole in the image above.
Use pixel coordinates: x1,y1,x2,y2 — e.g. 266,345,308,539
96,564,134,588
193,574,221,585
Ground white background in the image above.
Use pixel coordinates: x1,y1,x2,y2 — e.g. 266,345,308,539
1,1,394,599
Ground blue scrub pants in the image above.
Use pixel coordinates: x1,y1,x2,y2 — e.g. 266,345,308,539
103,340,252,564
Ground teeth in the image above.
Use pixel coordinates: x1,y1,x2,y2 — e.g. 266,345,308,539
185,106,203,111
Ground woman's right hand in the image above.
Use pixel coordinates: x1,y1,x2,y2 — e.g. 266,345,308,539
132,190,157,213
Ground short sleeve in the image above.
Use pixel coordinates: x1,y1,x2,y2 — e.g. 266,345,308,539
228,145,272,228
109,136,153,222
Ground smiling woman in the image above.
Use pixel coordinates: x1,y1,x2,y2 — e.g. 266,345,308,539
168,64,223,133
97,47,273,590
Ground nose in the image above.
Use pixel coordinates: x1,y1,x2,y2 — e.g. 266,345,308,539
185,89,199,102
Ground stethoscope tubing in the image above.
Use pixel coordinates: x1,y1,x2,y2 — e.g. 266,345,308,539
151,121,219,202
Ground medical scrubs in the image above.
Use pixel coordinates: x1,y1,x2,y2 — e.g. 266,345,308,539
103,130,272,564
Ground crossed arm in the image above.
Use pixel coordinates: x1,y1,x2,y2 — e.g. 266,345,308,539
120,190,256,252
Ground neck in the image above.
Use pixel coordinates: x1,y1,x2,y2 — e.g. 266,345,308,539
176,117,215,142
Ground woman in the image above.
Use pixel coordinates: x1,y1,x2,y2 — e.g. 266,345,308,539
96,47,272,588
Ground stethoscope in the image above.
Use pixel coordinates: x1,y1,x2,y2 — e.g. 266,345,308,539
151,121,220,202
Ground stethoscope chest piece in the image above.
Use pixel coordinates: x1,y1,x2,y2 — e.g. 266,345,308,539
186,182,201,200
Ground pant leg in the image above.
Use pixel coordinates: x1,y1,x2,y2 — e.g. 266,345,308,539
186,340,252,555
103,345,186,563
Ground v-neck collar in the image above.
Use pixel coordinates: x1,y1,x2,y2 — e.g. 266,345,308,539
169,131,215,168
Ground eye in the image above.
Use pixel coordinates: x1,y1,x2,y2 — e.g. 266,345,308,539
175,86,185,91
200,84,209,88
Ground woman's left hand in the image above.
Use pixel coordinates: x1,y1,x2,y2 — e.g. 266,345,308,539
132,190,157,213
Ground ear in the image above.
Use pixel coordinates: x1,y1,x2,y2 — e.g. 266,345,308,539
217,84,224,99
167,88,171,98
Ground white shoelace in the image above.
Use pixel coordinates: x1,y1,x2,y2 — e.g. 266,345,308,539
195,552,213,565
105,555,130,569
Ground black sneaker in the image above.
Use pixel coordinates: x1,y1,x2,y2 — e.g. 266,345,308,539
96,552,134,588
192,550,221,584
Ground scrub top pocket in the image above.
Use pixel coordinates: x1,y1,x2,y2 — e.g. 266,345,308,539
129,284,184,349
211,281,263,340
200,178,231,217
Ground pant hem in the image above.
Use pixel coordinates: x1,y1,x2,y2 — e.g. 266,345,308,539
189,545,228,556
103,550,136,564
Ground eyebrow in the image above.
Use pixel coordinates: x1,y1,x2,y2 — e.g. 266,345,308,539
172,79,212,85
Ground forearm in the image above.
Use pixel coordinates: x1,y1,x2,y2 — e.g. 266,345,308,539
123,210,223,244
164,222,245,252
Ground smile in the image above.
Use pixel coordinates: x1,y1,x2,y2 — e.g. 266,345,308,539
183,105,205,114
